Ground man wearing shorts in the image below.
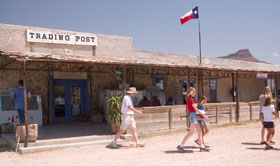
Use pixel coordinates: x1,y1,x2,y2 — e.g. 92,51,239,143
111,87,144,148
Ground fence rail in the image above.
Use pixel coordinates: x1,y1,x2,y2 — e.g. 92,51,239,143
134,101,278,133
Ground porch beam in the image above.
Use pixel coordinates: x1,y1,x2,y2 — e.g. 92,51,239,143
37,63,50,71
0,59,16,69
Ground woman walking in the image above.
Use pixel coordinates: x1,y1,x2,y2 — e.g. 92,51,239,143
177,87,209,152
261,96,276,149
259,87,274,144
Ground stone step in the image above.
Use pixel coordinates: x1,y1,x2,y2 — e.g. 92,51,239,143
1,133,124,154
1,134,115,148
18,139,125,154
19,135,115,147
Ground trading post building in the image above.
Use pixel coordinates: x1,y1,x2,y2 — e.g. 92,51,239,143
0,24,280,127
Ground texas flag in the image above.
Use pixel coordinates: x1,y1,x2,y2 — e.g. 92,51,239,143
180,6,199,24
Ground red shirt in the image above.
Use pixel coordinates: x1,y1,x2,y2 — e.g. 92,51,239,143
187,98,195,112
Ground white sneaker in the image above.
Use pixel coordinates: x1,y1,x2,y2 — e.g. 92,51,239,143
136,142,145,147
110,141,119,148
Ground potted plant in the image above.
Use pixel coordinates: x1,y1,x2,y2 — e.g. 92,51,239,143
106,93,122,133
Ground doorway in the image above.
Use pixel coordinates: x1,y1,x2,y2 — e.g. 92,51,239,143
51,79,89,122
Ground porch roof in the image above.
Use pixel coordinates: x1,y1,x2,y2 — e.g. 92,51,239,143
1,50,280,73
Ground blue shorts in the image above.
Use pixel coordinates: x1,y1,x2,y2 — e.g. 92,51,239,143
189,112,198,124
198,119,207,127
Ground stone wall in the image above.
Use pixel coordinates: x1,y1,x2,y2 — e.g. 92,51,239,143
0,64,49,124
0,24,132,58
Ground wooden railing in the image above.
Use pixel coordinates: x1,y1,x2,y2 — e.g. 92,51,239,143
135,101,278,132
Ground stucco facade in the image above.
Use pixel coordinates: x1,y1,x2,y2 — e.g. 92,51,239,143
0,23,279,124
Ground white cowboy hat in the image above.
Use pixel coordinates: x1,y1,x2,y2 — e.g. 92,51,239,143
127,87,138,94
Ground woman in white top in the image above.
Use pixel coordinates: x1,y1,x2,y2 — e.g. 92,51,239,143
259,87,273,145
261,96,275,150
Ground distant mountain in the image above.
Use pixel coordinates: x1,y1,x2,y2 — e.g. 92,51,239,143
219,49,267,63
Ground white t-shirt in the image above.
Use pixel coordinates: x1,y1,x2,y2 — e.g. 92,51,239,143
261,105,275,122
121,95,134,115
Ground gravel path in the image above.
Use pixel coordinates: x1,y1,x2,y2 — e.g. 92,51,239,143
1,119,280,166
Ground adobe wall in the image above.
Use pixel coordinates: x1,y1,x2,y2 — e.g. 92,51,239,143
0,61,49,124
0,24,132,58
239,78,265,102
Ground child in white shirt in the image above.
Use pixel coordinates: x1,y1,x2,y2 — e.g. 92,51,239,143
261,96,275,150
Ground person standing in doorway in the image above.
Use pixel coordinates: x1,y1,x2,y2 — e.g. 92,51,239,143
259,87,274,145
7,80,31,125
177,87,209,152
111,87,144,148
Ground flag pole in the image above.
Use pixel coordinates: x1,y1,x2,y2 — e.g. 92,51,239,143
198,6,202,64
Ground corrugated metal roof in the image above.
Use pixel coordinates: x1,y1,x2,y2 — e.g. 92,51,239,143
1,50,280,73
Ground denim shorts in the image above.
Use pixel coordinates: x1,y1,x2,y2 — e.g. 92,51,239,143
189,112,198,124
263,122,274,128
198,119,207,127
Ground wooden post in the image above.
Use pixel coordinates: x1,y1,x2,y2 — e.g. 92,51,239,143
249,103,253,121
229,105,232,123
197,70,201,100
275,73,279,118
186,68,191,127
123,67,127,95
23,59,29,147
232,73,235,102
47,64,51,123
168,107,172,129
216,105,219,124
235,73,240,122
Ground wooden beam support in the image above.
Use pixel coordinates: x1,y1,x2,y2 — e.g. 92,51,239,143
275,73,279,117
0,59,16,69
235,73,240,122
123,67,127,95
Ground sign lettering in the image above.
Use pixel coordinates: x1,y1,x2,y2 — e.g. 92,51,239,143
27,29,97,46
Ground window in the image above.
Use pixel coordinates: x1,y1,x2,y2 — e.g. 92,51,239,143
154,76,165,91
267,78,275,96
1,95,39,111
209,79,217,102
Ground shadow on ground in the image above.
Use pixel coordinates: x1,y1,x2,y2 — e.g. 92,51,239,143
105,145,133,150
164,149,194,154
246,147,280,151
241,142,262,146
242,142,280,151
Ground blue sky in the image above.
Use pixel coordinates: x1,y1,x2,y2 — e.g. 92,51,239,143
0,0,279,64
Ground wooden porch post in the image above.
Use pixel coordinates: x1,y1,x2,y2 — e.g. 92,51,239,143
197,70,201,100
275,73,279,117
232,73,235,102
123,67,127,95
186,68,191,127
23,59,29,147
235,73,240,122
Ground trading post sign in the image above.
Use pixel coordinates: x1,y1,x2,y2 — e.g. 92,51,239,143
26,29,97,46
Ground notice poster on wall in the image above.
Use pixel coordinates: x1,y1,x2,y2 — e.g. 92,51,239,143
256,73,268,79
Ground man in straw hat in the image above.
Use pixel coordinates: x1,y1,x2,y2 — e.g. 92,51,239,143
111,87,145,148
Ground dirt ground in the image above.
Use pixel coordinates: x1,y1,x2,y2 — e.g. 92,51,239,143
1,119,280,166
